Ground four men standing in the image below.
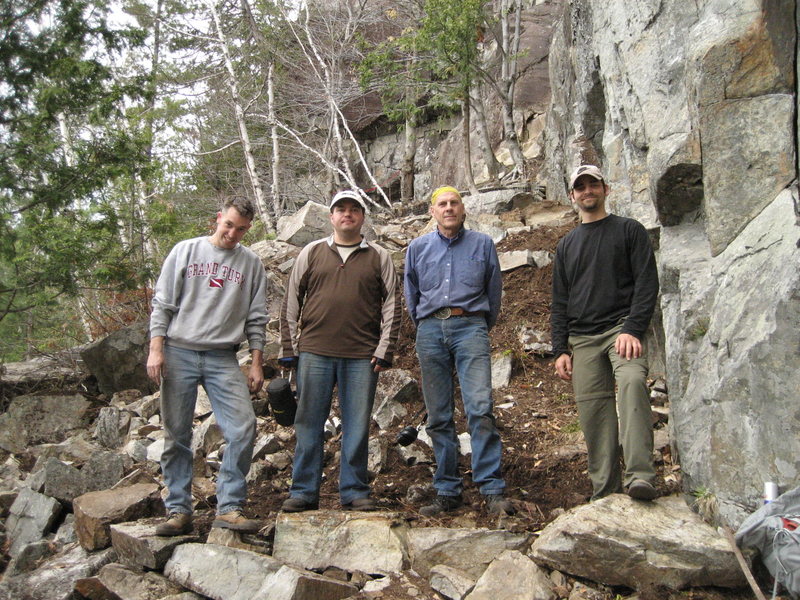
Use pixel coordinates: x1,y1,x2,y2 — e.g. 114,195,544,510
148,170,659,523
551,165,659,501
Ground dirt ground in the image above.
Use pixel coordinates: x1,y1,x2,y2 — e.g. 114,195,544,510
224,222,746,600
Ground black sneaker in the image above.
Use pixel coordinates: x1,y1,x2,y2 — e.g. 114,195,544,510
281,497,319,512
627,479,658,501
420,494,463,517
484,494,516,515
342,497,377,511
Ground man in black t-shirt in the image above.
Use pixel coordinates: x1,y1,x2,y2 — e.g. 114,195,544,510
551,165,659,502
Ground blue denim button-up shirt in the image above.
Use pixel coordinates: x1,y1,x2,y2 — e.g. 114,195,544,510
404,227,502,329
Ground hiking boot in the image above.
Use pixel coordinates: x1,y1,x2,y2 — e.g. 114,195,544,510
420,494,463,517
342,497,377,511
212,510,262,533
155,512,192,536
484,494,516,516
627,479,658,501
281,497,319,513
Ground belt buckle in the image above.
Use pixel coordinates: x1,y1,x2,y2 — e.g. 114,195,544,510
433,307,452,319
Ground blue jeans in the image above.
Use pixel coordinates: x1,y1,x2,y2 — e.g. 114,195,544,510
160,345,256,515
289,352,378,505
415,316,505,496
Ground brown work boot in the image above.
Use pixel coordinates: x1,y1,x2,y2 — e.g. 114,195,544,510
155,512,193,536
212,509,262,533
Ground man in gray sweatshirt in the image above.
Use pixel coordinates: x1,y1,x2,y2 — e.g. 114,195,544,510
147,196,268,535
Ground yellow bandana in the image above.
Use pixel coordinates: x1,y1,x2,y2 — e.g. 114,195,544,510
431,186,461,204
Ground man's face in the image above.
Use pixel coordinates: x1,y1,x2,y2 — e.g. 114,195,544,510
214,206,252,249
330,200,365,236
430,192,466,230
570,176,608,213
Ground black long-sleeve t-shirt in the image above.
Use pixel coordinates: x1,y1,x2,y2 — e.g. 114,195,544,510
550,214,659,358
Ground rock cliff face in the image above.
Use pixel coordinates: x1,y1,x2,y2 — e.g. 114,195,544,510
542,0,799,525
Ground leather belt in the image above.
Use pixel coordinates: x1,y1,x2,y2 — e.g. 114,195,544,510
433,307,484,319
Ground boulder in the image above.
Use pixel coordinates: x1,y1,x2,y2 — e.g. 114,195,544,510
407,527,531,579
165,543,358,600
498,250,534,272
6,487,62,558
529,494,745,589
462,189,518,215
490,353,513,389
73,483,164,551
38,457,86,505
0,545,116,600
465,550,555,600
273,511,409,575
80,320,155,396
430,564,477,600
75,562,189,600
83,450,126,492
95,406,127,449
276,201,333,247
0,393,90,454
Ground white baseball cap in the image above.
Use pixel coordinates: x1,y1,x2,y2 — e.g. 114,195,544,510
330,190,367,212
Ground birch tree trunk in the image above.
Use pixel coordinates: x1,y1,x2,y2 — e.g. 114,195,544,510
208,0,274,232
470,81,501,183
497,0,525,174
401,114,417,203
267,62,282,216
461,99,479,196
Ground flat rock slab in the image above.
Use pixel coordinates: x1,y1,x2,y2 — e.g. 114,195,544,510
273,511,409,574
529,494,746,590
110,519,200,570
165,543,358,600
75,562,188,600
0,545,116,600
407,527,532,579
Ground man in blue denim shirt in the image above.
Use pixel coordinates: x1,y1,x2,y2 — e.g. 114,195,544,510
404,186,514,516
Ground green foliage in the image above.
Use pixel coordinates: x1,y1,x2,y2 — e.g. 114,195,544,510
561,419,582,434
0,0,150,326
687,316,710,341
358,0,487,124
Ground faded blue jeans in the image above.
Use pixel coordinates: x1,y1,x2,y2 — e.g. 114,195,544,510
160,345,256,515
289,352,378,505
416,315,506,497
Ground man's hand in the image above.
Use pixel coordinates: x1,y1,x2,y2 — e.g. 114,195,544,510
147,336,165,387
371,357,391,373
247,350,264,394
248,350,264,394
615,333,642,360
554,353,572,381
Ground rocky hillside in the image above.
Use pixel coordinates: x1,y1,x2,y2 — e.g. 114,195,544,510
0,196,753,600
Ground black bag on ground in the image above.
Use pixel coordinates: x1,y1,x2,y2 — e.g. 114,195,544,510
266,376,297,426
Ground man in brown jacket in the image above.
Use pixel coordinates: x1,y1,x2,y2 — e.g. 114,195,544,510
278,190,401,512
